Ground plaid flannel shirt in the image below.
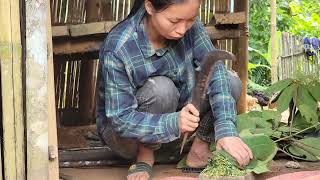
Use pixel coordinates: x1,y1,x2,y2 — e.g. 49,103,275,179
97,5,238,144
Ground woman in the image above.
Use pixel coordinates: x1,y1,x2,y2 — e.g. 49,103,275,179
96,0,253,179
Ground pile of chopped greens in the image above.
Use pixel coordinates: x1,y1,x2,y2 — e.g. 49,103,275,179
202,151,246,177
202,134,277,177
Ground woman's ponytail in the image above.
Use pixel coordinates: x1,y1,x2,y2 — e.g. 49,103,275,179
127,0,145,18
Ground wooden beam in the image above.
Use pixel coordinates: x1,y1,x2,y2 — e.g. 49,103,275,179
211,12,246,25
0,0,25,179
205,26,242,40
47,1,59,179
25,0,50,179
52,21,119,38
53,36,104,55
52,23,241,56
59,147,117,162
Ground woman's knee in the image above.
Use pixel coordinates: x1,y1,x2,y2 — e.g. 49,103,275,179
228,70,242,103
136,76,180,113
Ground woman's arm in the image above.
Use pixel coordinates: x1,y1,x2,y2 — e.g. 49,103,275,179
191,18,238,141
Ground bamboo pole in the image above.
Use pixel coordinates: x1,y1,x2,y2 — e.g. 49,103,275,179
25,0,50,179
271,0,277,83
0,0,25,179
47,1,60,179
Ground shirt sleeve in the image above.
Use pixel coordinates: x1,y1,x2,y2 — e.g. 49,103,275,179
208,63,239,141
102,51,180,144
191,18,239,141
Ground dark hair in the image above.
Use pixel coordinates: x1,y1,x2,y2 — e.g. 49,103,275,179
127,0,184,18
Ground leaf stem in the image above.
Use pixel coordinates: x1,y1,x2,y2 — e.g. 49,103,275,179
275,122,320,143
277,147,307,161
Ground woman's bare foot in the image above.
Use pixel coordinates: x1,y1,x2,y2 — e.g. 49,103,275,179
127,144,154,180
186,137,212,168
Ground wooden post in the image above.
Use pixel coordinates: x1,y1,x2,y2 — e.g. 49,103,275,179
48,1,60,179
233,0,249,113
0,0,25,179
271,0,277,83
25,0,51,179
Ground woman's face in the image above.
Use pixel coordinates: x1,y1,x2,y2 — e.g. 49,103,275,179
145,0,201,40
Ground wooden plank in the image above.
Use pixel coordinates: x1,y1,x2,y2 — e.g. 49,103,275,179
52,26,240,55
206,26,241,40
52,21,119,37
52,20,241,40
211,12,246,25
12,0,25,178
52,25,69,37
53,36,103,55
25,0,50,179
0,0,25,179
59,147,117,162
48,1,60,179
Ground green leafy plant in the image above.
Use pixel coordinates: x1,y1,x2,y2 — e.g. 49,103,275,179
238,75,320,162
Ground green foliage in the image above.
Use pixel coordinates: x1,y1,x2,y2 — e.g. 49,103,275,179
242,134,278,174
274,84,296,113
240,76,320,162
288,0,320,37
249,0,320,87
264,78,293,96
237,110,281,133
288,137,320,161
307,81,320,101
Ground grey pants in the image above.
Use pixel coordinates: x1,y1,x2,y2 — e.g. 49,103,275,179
99,71,242,160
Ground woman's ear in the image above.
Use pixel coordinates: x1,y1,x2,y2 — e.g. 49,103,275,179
144,0,155,15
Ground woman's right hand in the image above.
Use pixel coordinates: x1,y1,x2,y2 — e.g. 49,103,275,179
179,104,200,133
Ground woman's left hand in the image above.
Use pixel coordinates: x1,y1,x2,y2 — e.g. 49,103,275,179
216,136,253,168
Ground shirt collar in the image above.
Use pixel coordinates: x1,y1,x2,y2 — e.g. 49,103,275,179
132,5,173,58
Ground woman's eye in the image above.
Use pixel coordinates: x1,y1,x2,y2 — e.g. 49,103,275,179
169,20,179,23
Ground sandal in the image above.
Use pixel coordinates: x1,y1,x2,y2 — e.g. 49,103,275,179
128,162,153,179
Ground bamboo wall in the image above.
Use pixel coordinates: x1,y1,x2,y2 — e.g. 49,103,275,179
278,32,320,81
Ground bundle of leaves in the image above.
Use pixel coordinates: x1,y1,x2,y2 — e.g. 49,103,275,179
237,76,320,162
203,134,277,177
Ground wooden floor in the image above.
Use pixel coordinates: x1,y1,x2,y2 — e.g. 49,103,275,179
60,165,198,180
60,160,320,180
57,125,320,180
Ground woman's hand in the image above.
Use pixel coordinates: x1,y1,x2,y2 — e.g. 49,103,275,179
216,136,253,168
179,104,200,133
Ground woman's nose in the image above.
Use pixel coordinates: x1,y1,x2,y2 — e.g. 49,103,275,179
175,22,188,36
